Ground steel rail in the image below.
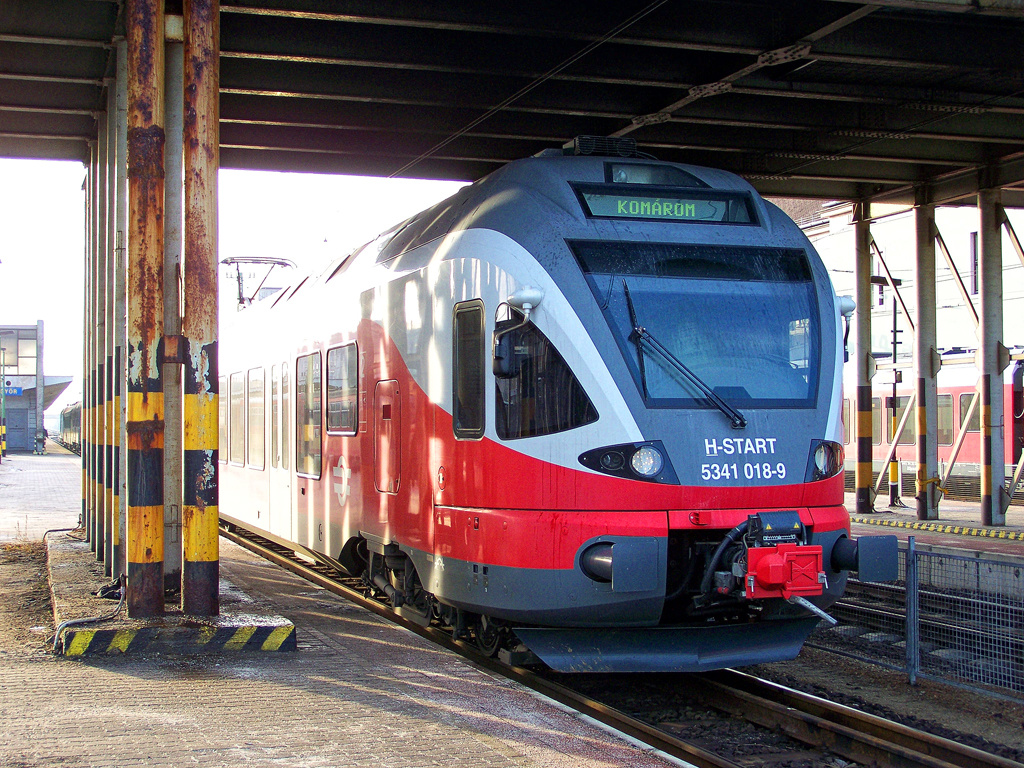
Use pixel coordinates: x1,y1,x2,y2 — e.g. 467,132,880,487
704,669,1024,768
220,521,1021,768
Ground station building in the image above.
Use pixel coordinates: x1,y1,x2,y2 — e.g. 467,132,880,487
1,321,71,453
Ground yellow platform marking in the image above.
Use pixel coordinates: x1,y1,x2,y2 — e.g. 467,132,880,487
261,626,294,651
224,626,257,650
851,516,1024,541
107,629,136,653
64,630,95,656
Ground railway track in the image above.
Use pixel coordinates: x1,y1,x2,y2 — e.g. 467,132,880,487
220,521,1023,768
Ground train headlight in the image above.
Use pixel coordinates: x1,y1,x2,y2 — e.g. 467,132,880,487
578,441,678,484
630,446,664,477
806,440,844,482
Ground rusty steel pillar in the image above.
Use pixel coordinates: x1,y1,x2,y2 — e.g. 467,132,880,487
978,188,1007,525
82,144,94,539
164,25,185,596
95,107,109,561
181,0,220,616
87,140,99,548
913,196,939,521
114,38,129,578
105,78,118,574
126,0,167,617
854,204,875,514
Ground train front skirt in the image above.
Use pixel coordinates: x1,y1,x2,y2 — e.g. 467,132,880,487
514,617,821,673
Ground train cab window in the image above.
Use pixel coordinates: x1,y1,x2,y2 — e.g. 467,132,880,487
453,300,486,439
229,372,245,464
938,393,954,446
960,392,980,432
871,397,882,446
218,375,227,463
296,352,322,477
887,395,916,446
247,368,265,469
281,363,290,471
327,343,358,434
494,315,598,439
842,398,851,445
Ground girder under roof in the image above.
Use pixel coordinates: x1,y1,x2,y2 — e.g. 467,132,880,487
2,0,1024,204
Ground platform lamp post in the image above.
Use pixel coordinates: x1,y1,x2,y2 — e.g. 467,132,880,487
876,274,905,508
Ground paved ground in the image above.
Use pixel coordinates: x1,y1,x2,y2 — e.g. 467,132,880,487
0,449,685,768
0,444,81,542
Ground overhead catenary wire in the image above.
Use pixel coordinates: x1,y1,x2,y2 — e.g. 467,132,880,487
388,0,671,179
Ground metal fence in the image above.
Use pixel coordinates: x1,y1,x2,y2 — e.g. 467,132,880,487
810,538,1024,701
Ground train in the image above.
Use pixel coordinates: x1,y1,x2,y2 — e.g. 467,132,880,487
57,401,81,454
218,138,898,673
841,356,1024,504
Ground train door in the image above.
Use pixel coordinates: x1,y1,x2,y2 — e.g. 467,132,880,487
1013,361,1023,465
269,363,292,540
374,380,402,496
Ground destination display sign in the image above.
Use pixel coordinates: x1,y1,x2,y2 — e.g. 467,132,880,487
576,186,754,224
3,386,22,396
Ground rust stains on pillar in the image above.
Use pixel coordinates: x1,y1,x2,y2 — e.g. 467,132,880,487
126,0,167,618
181,0,220,616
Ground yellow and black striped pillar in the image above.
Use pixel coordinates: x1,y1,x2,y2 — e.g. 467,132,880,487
856,384,873,512
981,373,994,525
180,0,220,616
125,0,166,617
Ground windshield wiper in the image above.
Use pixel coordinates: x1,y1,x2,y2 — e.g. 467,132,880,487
622,279,747,429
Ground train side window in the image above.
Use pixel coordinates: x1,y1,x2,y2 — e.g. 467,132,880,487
937,393,953,446
282,363,290,471
959,392,980,432
842,398,850,445
271,365,279,469
870,397,882,446
494,317,598,439
218,375,227,463
326,343,359,434
887,395,916,446
229,372,245,464
296,352,322,477
453,300,485,439
247,367,265,470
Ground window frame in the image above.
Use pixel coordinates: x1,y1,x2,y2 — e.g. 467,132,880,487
295,351,323,479
452,299,486,440
326,342,359,435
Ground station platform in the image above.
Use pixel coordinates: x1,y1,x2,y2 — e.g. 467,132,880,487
847,491,1024,560
0,449,683,768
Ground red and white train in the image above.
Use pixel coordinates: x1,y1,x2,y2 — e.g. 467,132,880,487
220,139,896,672
841,358,1024,499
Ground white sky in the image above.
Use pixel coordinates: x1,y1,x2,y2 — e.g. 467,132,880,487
0,157,466,424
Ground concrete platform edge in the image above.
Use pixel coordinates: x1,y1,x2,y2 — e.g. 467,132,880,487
851,515,1024,541
46,531,296,656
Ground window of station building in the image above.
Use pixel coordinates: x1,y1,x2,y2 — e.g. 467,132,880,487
229,372,245,464
281,363,290,471
218,375,227,463
327,343,358,434
0,328,38,376
960,392,980,432
887,395,916,446
494,315,598,440
247,367,265,470
871,397,882,445
296,352,322,477
938,393,954,446
842,398,851,445
453,300,485,439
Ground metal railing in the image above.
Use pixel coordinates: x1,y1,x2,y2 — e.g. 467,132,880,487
810,538,1024,701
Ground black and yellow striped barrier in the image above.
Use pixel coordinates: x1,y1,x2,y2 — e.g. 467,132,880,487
58,622,296,656
852,515,1024,541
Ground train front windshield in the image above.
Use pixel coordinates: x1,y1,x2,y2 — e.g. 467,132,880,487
571,241,820,408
